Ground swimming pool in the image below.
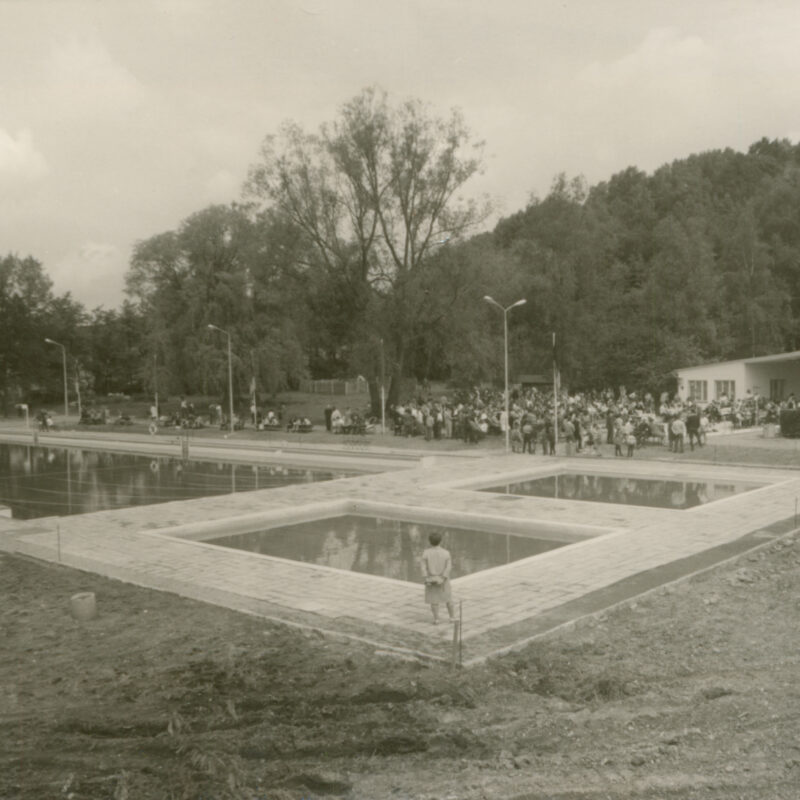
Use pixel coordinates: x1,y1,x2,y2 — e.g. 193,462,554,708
0,442,357,519
479,471,764,509
206,514,567,582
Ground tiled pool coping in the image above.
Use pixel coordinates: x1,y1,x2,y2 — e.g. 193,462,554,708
1,433,799,664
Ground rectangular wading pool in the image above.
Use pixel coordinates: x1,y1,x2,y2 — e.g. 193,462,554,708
0,442,360,519
479,471,765,510
205,515,569,583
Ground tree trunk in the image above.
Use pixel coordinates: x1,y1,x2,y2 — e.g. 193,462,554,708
386,344,406,409
387,369,404,408
1,367,9,417
368,378,382,418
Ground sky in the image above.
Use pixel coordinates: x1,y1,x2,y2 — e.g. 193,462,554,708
2,0,800,309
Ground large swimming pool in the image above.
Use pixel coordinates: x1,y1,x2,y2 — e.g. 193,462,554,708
479,471,763,509
0,443,356,519
207,514,566,582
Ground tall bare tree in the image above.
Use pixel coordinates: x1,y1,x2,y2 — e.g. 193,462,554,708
245,86,490,408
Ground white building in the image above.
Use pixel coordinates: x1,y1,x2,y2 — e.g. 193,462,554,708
675,351,800,405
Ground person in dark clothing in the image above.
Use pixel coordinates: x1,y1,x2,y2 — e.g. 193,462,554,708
521,415,534,454
546,419,556,455
685,407,702,450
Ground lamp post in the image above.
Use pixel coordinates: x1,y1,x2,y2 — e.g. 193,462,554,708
483,296,526,452
380,338,386,435
73,358,82,421
208,324,234,434
44,338,68,419
153,352,159,418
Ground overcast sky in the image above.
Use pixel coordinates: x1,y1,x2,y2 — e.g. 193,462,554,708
2,0,799,309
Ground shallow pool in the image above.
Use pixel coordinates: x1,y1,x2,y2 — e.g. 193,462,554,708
0,443,356,519
479,472,763,509
207,514,566,582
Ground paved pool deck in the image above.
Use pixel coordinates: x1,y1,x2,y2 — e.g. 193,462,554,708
1,428,799,664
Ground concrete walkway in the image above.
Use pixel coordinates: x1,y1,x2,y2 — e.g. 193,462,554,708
2,430,798,663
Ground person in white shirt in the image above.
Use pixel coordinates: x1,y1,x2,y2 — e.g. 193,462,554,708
420,532,455,624
670,416,686,453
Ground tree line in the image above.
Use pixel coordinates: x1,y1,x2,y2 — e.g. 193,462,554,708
3,87,800,416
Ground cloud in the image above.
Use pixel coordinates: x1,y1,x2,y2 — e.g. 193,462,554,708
147,0,216,24
559,27,726,180
202,169,240,204
45,38,146,120
581,27,716,99
0,128,48,182
51,242,127,309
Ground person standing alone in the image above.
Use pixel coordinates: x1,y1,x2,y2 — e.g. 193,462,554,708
421,532,455,624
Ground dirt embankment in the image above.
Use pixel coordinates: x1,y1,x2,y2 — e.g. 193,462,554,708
3,531,800,800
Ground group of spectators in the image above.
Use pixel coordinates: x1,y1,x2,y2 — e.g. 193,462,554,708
142,383,798,447
149,397,314,433
388,385,799,455
323,405,375,434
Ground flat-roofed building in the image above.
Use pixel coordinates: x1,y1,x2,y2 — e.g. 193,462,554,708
675,351,800,405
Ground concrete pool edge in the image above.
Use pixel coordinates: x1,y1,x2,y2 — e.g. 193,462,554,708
447,465,770,510
4,447,800,666
6,515,797,668
162,497,607,546
0,430,419,473
5,546,455,665
152,498,605,592
460,515,800,666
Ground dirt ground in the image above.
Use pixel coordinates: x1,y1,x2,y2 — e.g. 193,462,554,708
3,432,800,799
2,523,799,799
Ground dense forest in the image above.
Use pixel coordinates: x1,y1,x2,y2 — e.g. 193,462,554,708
492,136,800,391
3,88,800,415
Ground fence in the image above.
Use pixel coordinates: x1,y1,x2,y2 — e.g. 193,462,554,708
298,377,369,395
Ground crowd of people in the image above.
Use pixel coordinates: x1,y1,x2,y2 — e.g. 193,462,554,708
137,383,797,450
388,384,798,455
324,405,375,435
148,397,314,433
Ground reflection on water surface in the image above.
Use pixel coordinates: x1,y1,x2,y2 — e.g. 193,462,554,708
480,472,762,509
209,515,566,582
0,443,354,519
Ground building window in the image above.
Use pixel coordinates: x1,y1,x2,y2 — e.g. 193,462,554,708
770,379,786,402
688,380,707,402
715,381,735,402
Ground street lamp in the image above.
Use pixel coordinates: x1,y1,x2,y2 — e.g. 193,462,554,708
208,324,234,434
380,338,386,434
152,352,159,418
44,338,69,418
484,296,526,452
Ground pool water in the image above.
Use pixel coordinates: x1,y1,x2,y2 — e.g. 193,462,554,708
480,472,763,510
0,443,355,519
207,515,566,582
